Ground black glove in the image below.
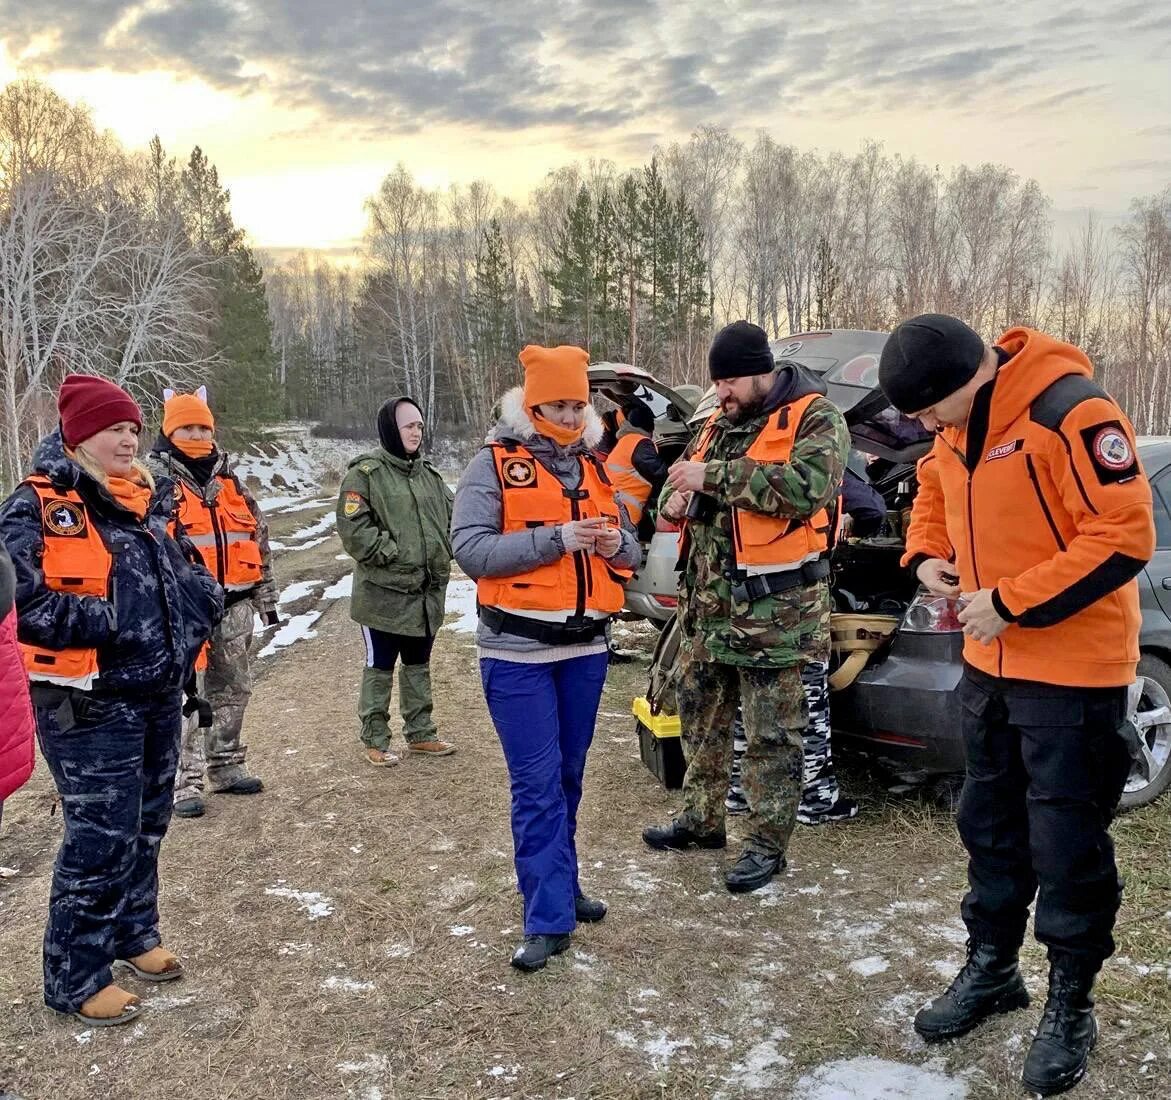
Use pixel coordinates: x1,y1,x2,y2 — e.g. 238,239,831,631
182,674,213,728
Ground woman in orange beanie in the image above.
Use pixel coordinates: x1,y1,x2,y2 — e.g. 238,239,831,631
148,386,279,818
451,345,641,972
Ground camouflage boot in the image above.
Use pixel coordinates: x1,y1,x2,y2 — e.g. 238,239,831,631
358,667,394,750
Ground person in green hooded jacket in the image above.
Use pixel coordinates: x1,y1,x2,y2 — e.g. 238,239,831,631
336,397,455,765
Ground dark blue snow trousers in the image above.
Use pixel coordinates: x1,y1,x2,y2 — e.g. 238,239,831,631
480,653,609,935
35,690,182,1013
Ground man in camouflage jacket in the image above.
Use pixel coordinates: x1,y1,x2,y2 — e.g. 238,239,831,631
643,321,848,893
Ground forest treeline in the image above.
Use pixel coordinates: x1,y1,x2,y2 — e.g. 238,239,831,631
2,77,1168,486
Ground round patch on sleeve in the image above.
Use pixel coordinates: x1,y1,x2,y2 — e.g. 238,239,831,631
1092,427,1133,470
43,499,87,537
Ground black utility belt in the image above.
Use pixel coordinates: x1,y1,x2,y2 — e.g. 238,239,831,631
479,606,608,646
729,557,831,603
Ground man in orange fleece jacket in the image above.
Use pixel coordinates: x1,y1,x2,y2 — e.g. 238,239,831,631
880,314,1154,1098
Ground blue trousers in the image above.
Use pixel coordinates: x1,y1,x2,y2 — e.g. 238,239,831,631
35,691,182,1012
480,653,609,935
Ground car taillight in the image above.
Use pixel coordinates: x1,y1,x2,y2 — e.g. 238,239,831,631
655,515,680,533
902,593,965,633
652,594,678,608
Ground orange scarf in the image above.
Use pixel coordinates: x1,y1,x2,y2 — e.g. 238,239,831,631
172,437,215,459
532,412,584,448
106,475,151,520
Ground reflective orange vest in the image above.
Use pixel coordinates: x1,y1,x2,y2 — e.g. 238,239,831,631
604,432,656,525
476,444,630,615
20,478,111,690
694,393,834,572
174,476,263,593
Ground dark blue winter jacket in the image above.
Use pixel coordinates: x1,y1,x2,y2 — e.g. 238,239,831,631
0,430,224,695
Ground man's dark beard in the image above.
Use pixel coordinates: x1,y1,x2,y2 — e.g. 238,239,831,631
723,382,770,424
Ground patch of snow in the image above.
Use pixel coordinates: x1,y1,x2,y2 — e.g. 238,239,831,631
878,992,928,1027
258,611,323,658
449,925,475,937
832,867,851,876
755,881,784,907
722,1031,792,1092
324,574,353,599
442,577,479,634
798,884,823,896
641,1029,695,1068
278,942,313,956
278,579,322,604
146,993,198,1010
385,943,413,959
438,876,477,909
322,977,375,994
793,1057,969,1100
75,1030,94,1045
259,495,305,512
0,866,19,877
286,511,337,542
929,922,970,948
638,988,661,1000
264,885,334,920
339,1054,391,1075
622,866,661,894
930,959,961,979
849,956,890,977
276,497,333,514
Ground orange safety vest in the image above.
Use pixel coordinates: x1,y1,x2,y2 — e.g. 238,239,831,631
20,478,112,690
604,432,656,525
693,393,834,573
174,476,263,593
476,444,630,615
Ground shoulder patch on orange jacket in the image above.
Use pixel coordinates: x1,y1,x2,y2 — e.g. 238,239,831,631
1080,420,1139,485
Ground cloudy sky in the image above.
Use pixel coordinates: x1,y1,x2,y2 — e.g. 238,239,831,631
1,0,1168,251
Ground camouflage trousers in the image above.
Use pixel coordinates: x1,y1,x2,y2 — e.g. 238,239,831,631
676,649,805,857
35,691,182,1012
174,599,255,802
728,660,843,814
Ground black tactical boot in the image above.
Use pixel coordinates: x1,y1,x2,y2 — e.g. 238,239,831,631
574,895,607,923
642,820,726,851
1021,954,1099,1096
914,940,1030,1042
725,850,785,893
510,934,571,973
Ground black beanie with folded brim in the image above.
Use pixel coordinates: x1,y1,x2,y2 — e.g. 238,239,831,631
879,313,985,414
709,321,776,381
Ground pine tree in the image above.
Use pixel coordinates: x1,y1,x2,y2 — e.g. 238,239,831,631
547,185,596,347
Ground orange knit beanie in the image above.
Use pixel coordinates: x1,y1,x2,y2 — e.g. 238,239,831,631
162,386,215,437
520,345,589,409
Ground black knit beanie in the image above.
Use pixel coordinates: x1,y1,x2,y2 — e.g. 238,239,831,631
879,314,985,414
624,399,655,433
377,397,423,460
708,321,775,381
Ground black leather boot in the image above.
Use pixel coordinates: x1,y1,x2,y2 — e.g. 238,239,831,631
725,850,785,893
510,934,571,973
1021,954,1099,1096
642,819,726,851
574,895,607,923
914,940,1030,1042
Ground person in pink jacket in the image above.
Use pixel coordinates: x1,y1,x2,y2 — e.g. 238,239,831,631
0,538,35,825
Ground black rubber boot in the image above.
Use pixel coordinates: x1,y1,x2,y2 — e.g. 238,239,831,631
1021,954,1099,1096
642,820,727,851
510,934,571,973
574,895,607,923
914,940,1030,1042
172,797,205,819
725,850,785,893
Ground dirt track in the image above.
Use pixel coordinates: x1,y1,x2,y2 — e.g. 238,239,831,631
1,503,1168,1100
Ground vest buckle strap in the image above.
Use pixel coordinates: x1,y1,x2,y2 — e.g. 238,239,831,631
479,606,608,646
729,556,831,603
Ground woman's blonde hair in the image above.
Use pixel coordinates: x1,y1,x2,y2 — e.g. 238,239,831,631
69,444,155,492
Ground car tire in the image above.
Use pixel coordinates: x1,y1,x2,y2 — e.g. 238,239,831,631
1119,654,1171,812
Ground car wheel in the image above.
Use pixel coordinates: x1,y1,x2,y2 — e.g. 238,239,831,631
1119,654,1171,811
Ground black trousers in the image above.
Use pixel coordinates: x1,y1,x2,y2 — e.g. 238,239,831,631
362,626,436,671
956,666,1132,963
